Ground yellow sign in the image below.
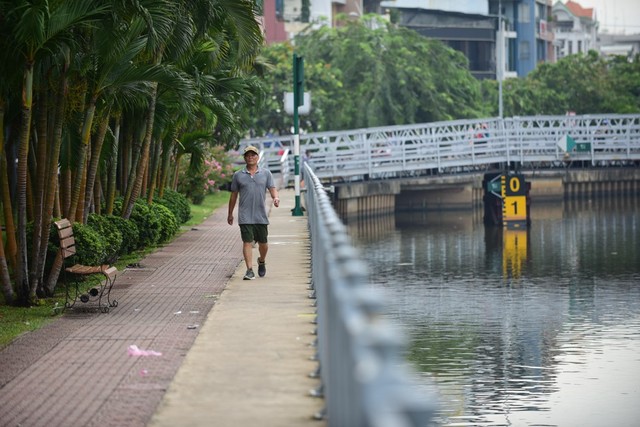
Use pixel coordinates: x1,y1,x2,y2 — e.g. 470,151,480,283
500,174,527,223
503,195,527,221
502,174,526,197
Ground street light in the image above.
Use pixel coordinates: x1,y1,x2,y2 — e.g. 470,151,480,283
498,0,504,118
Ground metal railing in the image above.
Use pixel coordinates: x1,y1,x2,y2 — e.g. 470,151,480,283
243,114,640,184
304,163,437,426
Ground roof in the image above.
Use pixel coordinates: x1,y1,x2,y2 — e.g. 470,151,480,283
565,1,595,20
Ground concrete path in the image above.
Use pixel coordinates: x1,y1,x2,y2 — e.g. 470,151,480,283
0,189,323,427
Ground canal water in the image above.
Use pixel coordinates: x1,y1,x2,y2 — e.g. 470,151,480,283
347,197,640,427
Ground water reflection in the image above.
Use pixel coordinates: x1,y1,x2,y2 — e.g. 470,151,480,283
348,197,640,426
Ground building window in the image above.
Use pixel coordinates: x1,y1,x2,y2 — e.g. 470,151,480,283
578,40,582,52
519,41,530,60
519,3,530,23
568,40,573,55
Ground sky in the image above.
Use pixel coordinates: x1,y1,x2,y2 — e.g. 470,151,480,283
575,0,640,34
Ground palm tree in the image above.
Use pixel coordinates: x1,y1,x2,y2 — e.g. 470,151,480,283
120,0,264,217
8,0,109,305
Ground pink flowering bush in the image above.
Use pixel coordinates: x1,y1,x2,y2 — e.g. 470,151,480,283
178,146,236,204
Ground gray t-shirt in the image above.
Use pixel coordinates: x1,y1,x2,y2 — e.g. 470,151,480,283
230,167,275,224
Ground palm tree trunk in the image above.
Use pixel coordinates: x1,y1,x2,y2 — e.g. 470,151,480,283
0,224,14,304
43,61,70,296
66,98,96,223
0,152,17,271
122,83,158,219
15,65,35,305
120,123,141,213
105,116,121,215
158,130,178,198
171,147,187,191
82,107,111,223
61,167,71,218
75,155,88,222
146,136,162,204
0,102,17,272
29,87,49,296
0,100,15,304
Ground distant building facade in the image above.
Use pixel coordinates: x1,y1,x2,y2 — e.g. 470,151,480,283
381,5,499,79
499,0,555,76
552,0,597,59
380,0,554,78
597,33,640,59
259,0,370,43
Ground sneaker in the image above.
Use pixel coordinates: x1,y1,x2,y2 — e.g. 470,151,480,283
257,258,266,277
243,269,255,280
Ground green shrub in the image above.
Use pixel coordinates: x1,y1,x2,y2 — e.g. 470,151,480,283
102,215,139,255
155,188,191,224
113,198,160,249
129,199,161,248
71,223,108,266
87,214,123,263
152,203,179,243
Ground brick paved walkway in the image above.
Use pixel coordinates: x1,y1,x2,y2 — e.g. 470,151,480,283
0,189,321,427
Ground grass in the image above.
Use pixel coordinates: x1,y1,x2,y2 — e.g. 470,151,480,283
184,191,230,227
0,191,230,350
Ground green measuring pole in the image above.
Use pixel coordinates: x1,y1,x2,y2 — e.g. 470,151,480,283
292,53,304,216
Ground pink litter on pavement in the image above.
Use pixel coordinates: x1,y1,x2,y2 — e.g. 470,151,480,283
128,344,162,357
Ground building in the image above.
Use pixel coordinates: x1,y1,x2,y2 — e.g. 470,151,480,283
552,0,598,59
598,33,640,59
380,0,497,79
492,0,555,76
260,0,369,44
380,0,554,78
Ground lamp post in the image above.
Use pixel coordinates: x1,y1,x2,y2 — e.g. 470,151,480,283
498,0,504,118
291,53,304,216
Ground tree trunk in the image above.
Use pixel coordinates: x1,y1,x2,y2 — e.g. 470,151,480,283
146,135,162,204
105,117,120,215
29,88,49,296
43,63,70,296
120,123,143,215
66,98,96,223
16,66,35,305
0,223,14,304
158,131,178,198
122,84,158,219
0,100,14,304
82,107,111,223
0,102,17,272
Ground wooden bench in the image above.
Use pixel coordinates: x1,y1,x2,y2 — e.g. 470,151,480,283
54,219,118,313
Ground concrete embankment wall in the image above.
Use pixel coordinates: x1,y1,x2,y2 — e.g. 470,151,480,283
331,168,640,218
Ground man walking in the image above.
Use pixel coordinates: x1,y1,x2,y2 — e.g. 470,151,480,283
227,146,280,280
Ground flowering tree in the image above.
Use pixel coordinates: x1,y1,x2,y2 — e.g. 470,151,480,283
178,146,235,204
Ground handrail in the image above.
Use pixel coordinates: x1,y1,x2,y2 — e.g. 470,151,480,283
304,163,437,426
242,114,640,183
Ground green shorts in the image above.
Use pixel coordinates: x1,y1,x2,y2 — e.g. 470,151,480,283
240,224,268,244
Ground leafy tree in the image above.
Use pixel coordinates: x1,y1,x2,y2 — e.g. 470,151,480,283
490,52,640,117
605,54,640,113
527,51,612,114
247,15,483,135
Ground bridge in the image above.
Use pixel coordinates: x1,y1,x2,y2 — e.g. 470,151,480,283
242,114,640,185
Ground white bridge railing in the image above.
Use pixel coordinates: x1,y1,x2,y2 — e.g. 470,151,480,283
243,114,640,184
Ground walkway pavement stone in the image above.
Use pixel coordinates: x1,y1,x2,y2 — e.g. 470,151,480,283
0,189,323,427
